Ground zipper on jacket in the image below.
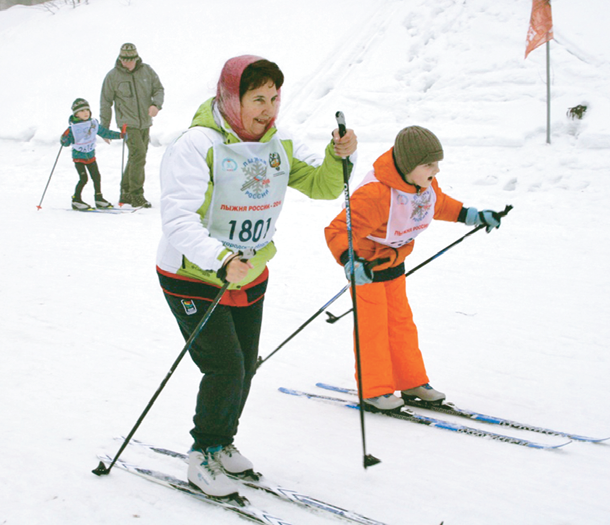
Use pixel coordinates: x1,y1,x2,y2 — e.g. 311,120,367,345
131,76,142,128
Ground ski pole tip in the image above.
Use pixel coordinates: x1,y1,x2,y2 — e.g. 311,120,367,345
363,454,381,468
92,461,111,476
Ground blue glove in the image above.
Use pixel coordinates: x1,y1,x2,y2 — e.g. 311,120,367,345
344,256,374,285
464,207,502,233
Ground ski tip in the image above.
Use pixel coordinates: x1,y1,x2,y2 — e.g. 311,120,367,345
36,205,42,210
570,435,610,443
92,460,111,476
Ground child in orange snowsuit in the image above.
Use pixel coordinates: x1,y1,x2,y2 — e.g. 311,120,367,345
325,126,503,411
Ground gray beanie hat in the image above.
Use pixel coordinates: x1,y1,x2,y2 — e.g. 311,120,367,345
71,98,90,116
119,43,138,60
393,126,444,176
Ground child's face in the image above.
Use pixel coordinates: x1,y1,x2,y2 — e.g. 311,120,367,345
406,161,440,189
75,109,91,120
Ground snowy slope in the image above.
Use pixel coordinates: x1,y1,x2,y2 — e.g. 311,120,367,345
1,1,609,524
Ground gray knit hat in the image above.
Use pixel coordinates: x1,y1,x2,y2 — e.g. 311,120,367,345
393,126,444,175
71,98,90,116
119,43,138,60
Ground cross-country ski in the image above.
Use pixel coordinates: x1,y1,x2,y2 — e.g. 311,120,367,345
315,383,609,443
279,387,572,450
121,437,390,525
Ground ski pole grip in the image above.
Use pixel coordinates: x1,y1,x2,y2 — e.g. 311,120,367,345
335,111,347,138
238,248,256,261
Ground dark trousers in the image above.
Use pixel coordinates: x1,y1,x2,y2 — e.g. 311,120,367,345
74,161,102,198
163,292,264,451
121,127,149,197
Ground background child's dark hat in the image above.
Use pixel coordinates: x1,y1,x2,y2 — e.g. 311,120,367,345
71,98,90,116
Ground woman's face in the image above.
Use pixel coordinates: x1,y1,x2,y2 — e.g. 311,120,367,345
240,80,279,139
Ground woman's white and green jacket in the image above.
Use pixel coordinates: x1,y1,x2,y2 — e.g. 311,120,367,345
156,97,355,291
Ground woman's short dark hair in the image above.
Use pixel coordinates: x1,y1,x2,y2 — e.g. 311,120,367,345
239,60,284,99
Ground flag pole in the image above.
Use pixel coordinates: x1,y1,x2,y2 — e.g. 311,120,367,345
525,0,553,144
546,40,551,144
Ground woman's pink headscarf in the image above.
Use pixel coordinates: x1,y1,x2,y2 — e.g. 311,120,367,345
216,55,281,142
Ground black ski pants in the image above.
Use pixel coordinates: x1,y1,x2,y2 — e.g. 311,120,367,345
73,161,102,198
163,292,264,451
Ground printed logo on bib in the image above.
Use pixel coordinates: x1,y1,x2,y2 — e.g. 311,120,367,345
222,158,238,172
269,152,281,170
240,157,270,198
411,191,432,222
81,123,95,140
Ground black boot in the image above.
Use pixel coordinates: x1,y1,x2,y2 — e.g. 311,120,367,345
72,195,92,211
95,193,113,209
131,194,152,208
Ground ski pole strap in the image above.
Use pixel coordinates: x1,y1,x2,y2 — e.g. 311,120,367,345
339,252,390,269
216,248,257,282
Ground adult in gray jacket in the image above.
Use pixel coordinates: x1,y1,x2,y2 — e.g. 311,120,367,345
100,43,164,208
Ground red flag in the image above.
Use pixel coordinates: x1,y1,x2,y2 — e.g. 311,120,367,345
525,0,553,59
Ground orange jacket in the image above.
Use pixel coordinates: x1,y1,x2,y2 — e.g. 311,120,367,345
325,148,463,271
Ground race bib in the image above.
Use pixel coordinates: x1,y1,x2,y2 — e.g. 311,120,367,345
70,119,99,153
207,137,290,251
357,170,436,248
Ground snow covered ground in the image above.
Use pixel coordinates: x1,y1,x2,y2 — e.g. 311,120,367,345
1,0,609,524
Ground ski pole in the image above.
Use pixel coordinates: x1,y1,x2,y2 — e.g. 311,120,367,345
92,280,230,476
256,284,350,369
36,143,63,210
257,255,390,365
325,204,514,323
336,111,381,469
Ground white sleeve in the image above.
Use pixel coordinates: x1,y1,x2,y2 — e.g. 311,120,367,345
158,128,230,272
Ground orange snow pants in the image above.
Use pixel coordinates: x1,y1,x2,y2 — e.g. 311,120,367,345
353,274,429,399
